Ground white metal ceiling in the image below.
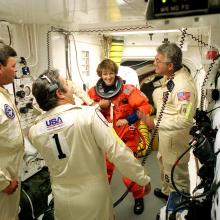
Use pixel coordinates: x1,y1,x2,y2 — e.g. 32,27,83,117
0,0,219,35
0,0,147,28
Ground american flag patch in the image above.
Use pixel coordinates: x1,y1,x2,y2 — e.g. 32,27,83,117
177,92,191,101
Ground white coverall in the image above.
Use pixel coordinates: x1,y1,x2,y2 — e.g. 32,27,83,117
153,67,198,195
70,81,93,105
29,104,150,220
0,87,24,220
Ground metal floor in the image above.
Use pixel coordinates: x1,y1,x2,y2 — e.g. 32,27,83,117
111,151,167,220
37,150,196,220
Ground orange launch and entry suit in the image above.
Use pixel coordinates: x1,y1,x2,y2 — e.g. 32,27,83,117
88,83,152,198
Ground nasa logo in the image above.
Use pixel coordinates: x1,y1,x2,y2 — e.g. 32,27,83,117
46,116,63,128
4,104,15,119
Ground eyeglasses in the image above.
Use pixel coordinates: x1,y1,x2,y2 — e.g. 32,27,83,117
154,59,171,64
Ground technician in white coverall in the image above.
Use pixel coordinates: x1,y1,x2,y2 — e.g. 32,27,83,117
28,69,151,220
0,41,24,220
144,43,198,200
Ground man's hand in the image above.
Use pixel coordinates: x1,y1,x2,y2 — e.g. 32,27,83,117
2,178,18,195
99,99,110,109
144,182,151,196
116,119,128,127
141,115,155,131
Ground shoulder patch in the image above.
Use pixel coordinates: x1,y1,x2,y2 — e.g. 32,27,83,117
177,92,191,101
123,85,134,95
45,116,63,130
4,104,15,119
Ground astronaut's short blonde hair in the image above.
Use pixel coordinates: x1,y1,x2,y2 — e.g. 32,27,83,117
96,59,118,77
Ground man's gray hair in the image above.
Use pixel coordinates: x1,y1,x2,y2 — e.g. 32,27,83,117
157,43,182,71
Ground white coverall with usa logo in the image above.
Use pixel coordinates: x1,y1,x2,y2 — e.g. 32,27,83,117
29,104,150,220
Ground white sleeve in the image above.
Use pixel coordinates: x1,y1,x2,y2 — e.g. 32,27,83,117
72,82,94,105
91,109,151,186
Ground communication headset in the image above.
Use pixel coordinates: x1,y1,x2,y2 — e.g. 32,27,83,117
40,75,59,93
211,71,220,101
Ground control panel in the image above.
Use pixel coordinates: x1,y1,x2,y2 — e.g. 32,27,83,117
13,76,46,181
13,76,39,130
146,0,220,20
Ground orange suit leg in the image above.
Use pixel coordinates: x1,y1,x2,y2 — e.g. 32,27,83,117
106,159,115,183
122,177,145,199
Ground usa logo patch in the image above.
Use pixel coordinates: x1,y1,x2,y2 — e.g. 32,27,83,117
45,116,63,130
4,104,15,119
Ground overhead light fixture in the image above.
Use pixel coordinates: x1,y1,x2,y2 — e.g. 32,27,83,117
111,29,181,36
116,0,127,5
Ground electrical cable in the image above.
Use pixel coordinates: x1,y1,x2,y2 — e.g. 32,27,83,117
0,20,12,46
46,27,84,85
94,107,109,127
128,30,188,200
193,68,203,80
207,106,220,114
6,24,11,46
170,137,216,200
46,30,52,70
70,33,87,89
64,33,71,80
21,189,36,219
126,60,153,68
168,201,190,220
168,29,220,206
113,28,188,208
68,35,73,81
179,28,187,49
170,144,194,199
178,28,220,110
69,25,154,34
200,55,220,110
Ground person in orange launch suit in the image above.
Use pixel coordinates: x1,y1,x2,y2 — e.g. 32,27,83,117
88,58,152,215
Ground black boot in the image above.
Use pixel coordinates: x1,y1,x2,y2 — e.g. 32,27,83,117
133,197,144,215
154,188,169,200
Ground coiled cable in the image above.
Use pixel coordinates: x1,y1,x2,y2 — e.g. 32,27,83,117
46,30,52,70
